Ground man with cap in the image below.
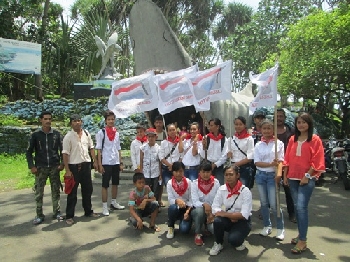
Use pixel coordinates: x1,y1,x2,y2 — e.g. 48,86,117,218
26,111,64,225
62,114,99,225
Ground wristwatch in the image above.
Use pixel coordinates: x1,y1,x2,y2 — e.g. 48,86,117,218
305,173,312,179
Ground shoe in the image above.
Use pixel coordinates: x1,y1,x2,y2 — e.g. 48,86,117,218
194,234,204,246
55,212,64,221
276,229,285,241
209,242,223,256
65,218,74,225
32,216,44,225
289,215,297,223
291,245,307,254
259,227,272,236
102,207,110,216
235,242,246,251
166,227,174,239
110,203,125,210
291,237,299,244
86,212,100,218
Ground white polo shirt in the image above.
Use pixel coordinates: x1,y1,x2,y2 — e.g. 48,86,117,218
62,129,93,164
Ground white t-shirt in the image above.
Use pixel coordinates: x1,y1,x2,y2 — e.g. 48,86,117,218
140,143,160,178
95,129,121,165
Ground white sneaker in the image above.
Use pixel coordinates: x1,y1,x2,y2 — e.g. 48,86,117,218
276,229,285,241
235,242,246,251
110,203,125,210
260,227,272,236
102,206,110,216
209,242,223,256
166,227,174,239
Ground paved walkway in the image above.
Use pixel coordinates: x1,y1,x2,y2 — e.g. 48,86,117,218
1,173,349,262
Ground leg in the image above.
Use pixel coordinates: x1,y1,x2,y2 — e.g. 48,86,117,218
227,219,252,247
79,163,94,216
213,216,233,244
283,184,295,220
191,207,205,234
101,165,112,202
48,167,61,217
167,204,180,228
34,168,49,219
66,164,81,219
162,166,172,187
255,171,272,228
239,165,252,189
110,164,120,201
147,201,160,227
266,173,284,230
179,208,192,234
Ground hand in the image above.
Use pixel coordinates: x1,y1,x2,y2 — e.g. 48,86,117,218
207,213,214,224
57,164,64,171
176,199,186,208
194,134,199,142
168,164,172,172
139,199,147,210
283,177,289,186
203,203,212,214
270,159,279,167
99,165,105,174
202,138,207,148
181,133,187,140
300,176,309,186
136,219,143,230
119,163,124,172
93,161,99,170
183,212,190,221
227,151,233,159
30,167,38,175
211,163,217,171
275,176,282,184
64,171,73,178
215,211,226,217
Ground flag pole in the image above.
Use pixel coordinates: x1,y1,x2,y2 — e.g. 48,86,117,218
274,105,281,218
201,111,208,160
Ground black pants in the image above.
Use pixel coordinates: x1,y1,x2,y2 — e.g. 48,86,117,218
145,177,160,201
66,162,93,219
283,184,295,216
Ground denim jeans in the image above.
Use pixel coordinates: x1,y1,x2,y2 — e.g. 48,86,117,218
288,179,315,241
213,216,251,247
184,169,198,181
162,165,172,187
167,204,192,234
190,207,207,234
255,170,284,230
238,164,252,189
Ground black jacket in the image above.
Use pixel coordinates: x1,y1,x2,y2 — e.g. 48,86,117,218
26,128,63,168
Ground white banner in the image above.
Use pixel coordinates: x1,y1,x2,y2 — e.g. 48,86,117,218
249,63,278,115
188,60,232,112
108,72,158,118
154,65,198,115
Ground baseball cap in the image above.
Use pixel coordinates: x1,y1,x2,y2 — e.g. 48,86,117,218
146,128,157,136
64,176,76,194
253,110,265,118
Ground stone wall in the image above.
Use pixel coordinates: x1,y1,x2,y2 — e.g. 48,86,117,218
0,126,36,154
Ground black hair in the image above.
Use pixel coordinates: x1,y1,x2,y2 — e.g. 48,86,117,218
103,110,115,121
223,164,240,175
39,111,52,119
234,116,247,126
166,123,176,131
209,118,226,136
294,112,314,142
199,161,212,172
136,124,146,130
277,108,286,117
133,172,145,183
154,115,163,122
172,161,185,172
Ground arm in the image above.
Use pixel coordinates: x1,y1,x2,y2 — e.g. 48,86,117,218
63,153,72,177
26,133,37,174
119,150,123,171
97,149,104,173
130,141,138,171
235,137,254,166
57,132,64,171
167,181,177,205
140,150,144,171
178,134,185,153
191,181,204,208
214,138,229,168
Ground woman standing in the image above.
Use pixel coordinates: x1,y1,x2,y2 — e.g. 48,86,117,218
227,116,254,188
283,113,325,254
254,119,285,241
200,118,227,185
181,122,203,181
208,165,252,256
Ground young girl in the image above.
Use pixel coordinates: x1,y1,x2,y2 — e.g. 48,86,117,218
209,165,252,255
283,113,325,254
191,161,220,246
254,119,285,241
181,122,203,181
200,118,227,185
130,124,147,173
166,161,192,239
227,116,254,188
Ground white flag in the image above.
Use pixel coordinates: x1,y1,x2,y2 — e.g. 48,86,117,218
108,72,158,118
249,63,278,115
187,60,232,112
154,65,198,115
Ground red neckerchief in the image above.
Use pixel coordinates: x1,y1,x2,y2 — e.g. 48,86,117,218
207,132,224,141
226,180,243,199
234,129,250,139
172,176,188,196
185,133,203,141
105,126,117,141
261,136,275,144
198,175,215,195
136,135,147,143
167,136,180,144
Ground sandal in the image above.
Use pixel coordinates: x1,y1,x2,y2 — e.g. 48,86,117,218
149,225,161,232
291,245,307,254
66,218,74,225
291,237,299,244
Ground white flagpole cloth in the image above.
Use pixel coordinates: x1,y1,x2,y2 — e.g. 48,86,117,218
248,63,279,115
108,72,158,118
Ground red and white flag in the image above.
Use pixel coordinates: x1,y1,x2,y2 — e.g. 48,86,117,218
108,72,158,118
154,65,198,115
249,63,278,115
187,60,232,112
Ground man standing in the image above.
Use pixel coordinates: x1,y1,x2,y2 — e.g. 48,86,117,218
62,114,99,225
96,110,125,216
26,111,64,225
276,108,296,223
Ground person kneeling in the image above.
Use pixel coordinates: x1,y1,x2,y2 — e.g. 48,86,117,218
166,161,192,239
128,173,160,232
209,165,252,256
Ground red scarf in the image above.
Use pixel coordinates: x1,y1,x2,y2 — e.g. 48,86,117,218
136,135,148,143
105,126,117,141
207,132,224,141
185,133,203,141
261,136,275,144
234,129,250,139
167,136,180,144
172,176,188,196
226,180,243,199
198,175,215,195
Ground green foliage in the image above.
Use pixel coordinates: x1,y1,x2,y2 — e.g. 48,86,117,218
0,154,30,191
0,114,24,126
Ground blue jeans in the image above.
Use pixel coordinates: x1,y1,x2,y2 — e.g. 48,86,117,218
162,165,172,187
184,169,198,181
191,207,207,234
255,170,284,230
167,204,192,234
288,179,315,241
238,164,252,189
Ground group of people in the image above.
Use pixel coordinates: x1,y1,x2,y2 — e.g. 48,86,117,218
26,108,325,256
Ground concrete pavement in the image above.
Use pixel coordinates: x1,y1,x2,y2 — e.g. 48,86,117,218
0,173,349,262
